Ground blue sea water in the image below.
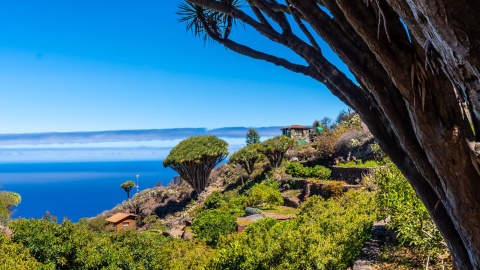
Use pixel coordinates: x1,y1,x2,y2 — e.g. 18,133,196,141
0,161,176,222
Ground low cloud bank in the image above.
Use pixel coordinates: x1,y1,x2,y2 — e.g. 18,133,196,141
0,127,278,162
0,127,283,146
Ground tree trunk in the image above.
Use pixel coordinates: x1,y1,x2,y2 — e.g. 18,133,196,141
183,0,480,267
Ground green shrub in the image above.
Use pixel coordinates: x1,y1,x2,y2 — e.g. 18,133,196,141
310,165,332,179
77,216,109,232
247,183,283,209
0,234,45,270
215,191,248,217
372,162,449,262
210,191,377,269
337,160,383,167
204,191,226,209
285,162,304,177
155,239,213,270
286,162,331,179
192,210,237,247
0,191,21,225
323,181,345,198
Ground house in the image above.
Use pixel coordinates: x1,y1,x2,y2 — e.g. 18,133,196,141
281,125,310,144
105,212,139,231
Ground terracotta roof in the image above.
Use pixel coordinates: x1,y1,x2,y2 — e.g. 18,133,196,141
105,212,138,223
281,125,309,130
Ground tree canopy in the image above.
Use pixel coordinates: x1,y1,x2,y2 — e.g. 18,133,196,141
120,181,135,199
245,127,261,145
0,191,21,225
259,135,296,168
163,135,228,195
230,143,262,176
178,0,480,267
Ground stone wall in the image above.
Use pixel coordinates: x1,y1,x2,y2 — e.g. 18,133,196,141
330,166,378,185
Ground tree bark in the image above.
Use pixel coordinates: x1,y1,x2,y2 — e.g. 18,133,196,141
183,0,480,267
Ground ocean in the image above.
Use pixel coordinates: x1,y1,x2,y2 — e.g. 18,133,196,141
0,161,176,222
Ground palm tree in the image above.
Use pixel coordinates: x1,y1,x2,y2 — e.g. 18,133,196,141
120,181,135,199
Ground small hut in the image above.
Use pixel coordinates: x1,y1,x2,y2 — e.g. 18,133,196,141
106,212,139,231
281,125,310,144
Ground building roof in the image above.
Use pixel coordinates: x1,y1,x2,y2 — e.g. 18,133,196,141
281,125,309,130
105,212,138,223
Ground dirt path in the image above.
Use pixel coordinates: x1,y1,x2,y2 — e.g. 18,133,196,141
352,220,388,270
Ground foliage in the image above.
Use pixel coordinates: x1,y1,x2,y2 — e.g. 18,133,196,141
259,135,296,168
191,209,237,247
320,117,334,130
10,218,94,269
154,239,214,270
0,191,21,225
210,191,377,269
370,162,449,263
246,182,283,209
337,160,384,167
9,217,212,269
177,0,244,43
336,109,356,125
322,181,345,198
179,0,480,265
204,190,226,209
163,135,228,195
0,234,46,270
311,131,338,160
120,180,135,199
229,143,262,176
285,162,331,179
77,216,109,233
370,142,386,161
245,127,261,145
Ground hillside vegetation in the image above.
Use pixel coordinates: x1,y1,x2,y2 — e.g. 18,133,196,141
0,111,451,269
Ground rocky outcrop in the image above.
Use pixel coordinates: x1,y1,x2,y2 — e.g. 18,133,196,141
331,166,379,185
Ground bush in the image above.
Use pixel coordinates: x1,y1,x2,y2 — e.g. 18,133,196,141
323,181,345,198
210,191,377,269
372,161,449,263
0,234,45,269
247,183,283,209
337,160,383,167
286,162,331,179
204,191,226,209
77,216,109,232
192,210,237,247
8,217,213,269
310,165,332,179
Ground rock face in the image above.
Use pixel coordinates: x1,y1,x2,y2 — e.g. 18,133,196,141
334,129,375,162
330,166,378,185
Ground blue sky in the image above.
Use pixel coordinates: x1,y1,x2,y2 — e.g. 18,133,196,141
0,0,349,135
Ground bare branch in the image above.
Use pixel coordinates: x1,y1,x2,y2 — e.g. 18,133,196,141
286,0,321,52
250,5,274,30
248,0,292,33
